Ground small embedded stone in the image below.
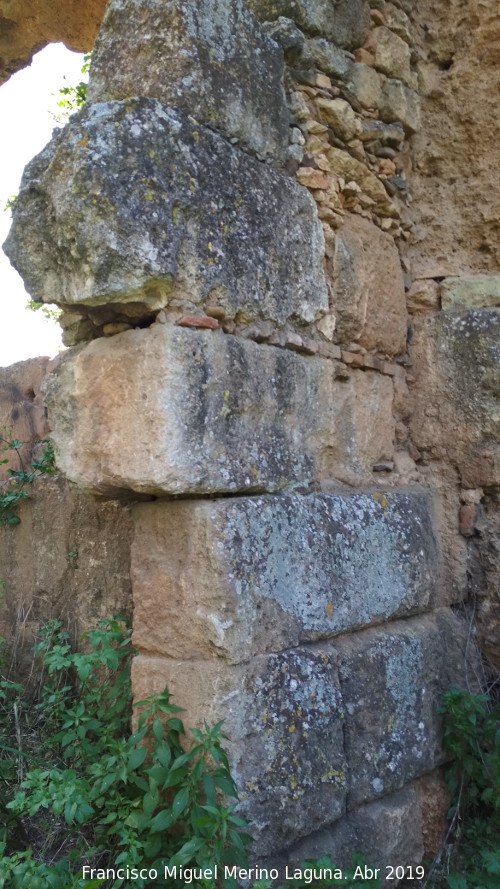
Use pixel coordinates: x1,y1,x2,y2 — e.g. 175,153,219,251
315,96,362,141
296,166,331,190
300,338,320,355
318,342,342,360
285,332,304,351
370,8,385,26
341,350,364,367
354,48,375,66
102,322,133,336
459,504,478,537
373,26,412,87
381,362,397,376
177,316,220,330
373,461,395,472
314,72,334,90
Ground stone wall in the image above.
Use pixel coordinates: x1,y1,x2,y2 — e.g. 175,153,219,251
1,0,498,876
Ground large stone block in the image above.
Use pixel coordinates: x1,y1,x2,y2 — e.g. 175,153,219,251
335,611,469,806
409,309,500,485
4,99,327,326
43,325,396,496
132,648,346,855
87,0,288,163
440,275,500,311
328,215,407,355
290,787,423,874
247,0,370,49
131,491,439,662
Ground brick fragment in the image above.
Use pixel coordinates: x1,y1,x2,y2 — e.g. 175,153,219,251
459,504,478,537
341,350,365,368
318,342,342,360
177,316,219,329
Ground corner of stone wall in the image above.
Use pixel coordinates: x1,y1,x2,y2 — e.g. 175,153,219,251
1,0,497,874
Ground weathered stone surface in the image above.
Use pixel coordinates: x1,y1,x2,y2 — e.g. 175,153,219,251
409,309,500,484
0,0,106,84
359,118,404,145
406,279,439,315
43,324,396,496
325,146,399,217
465,491,500,670
246,0,370,49
440,275,500,311
373,26,412,86
0,357,51,478
0,359,132,660
4,99,327,325
328,215,407,354
290,787,423,874
0,477,133,675
336,610,469,806
414,770,450,859
131,491,439,662
87,0,288,163
304,37,354,79
263,16,305,60
409,0,500,277
380,78,421,133
315,97,361,141
346,63,383,110
132,648,346,855
382,3,412,44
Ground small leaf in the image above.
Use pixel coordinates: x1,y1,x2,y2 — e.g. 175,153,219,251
172,785,189,818
128,745,148,770
150,808,176,832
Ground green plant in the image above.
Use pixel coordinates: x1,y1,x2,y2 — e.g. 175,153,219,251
0,617,251,888
428,687,500,888
3,196,17,213
67,549,79,571
53,53,91,122
25,300,62,324
0,433,55,526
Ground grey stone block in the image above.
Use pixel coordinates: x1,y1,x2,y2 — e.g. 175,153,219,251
87,0,289,163
132,647,346,857
247,0,370,49
290,787,423,874
335,611,469,806
131,491,440,662
4,99,327,325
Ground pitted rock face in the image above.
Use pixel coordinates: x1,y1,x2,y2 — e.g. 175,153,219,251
131,491,440,663
3,99,327,326
41,325,395,497
336,611,469,807
410,309,500,486
131,647,346,857
329,214,407,356
247,0,371,49
87,0,289,163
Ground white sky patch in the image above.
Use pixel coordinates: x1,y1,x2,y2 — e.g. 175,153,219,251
0,43,86,368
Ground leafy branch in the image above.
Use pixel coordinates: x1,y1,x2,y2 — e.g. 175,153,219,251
0,433,55,526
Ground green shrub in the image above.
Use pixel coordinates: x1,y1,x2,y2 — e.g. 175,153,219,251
0,433,55,526
0,618,251,888
431,686,500,888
